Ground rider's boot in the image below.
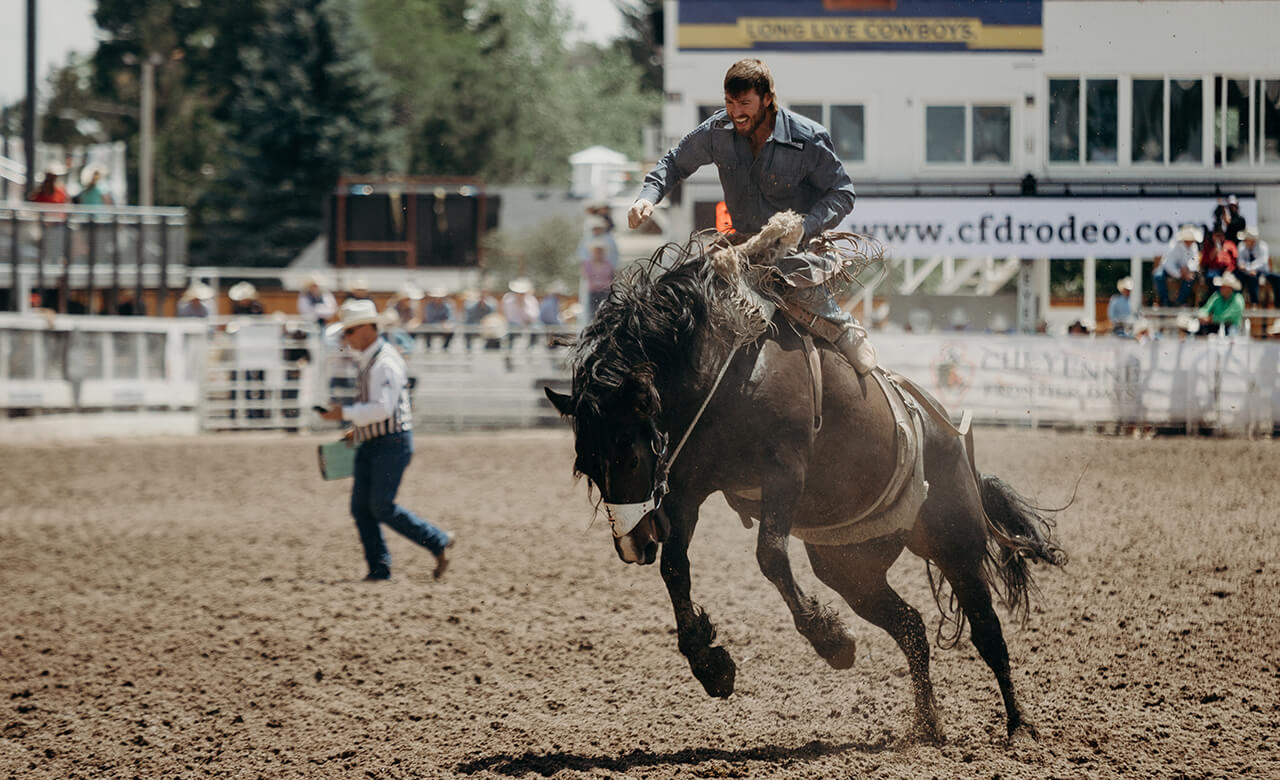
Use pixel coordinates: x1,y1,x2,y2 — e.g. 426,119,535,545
832,320,878,375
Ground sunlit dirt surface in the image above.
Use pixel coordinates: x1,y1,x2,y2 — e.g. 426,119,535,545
1,428,1277,778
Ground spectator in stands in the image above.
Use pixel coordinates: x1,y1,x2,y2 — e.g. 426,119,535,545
1235,227,1273,306
1108,277,1136,337
1198,226,1238,295
29,165,68,203
320,298,455,581
539,281,570,327
229,281,264,315
115,289,147,316
462,286,500,350
1211,194,1246,244
344,277,372,302
580,240,616,321
383,283,424,355
1197,272,1244,336
1153,224,1202,307
502,277,539,347
177,281,216,318
297,273,337,327
74,164,113,206
421,287,457,351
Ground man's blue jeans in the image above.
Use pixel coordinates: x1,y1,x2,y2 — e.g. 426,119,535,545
1153,269,1192,307
351,431,449,577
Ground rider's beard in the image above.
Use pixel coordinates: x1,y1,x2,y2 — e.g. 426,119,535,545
733,105,770,138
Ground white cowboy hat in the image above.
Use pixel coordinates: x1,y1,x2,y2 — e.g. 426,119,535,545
179,281,215,302
1226,194,1239,205
397,283,425,301
1117,277,1134,292
79,163,108,187
348,276,370,291
1175,225,1204,243
43,162,67,177
1237,227,1259,242
325,298,387,337
508,277,533,294
1214,272,1242,290
304,272,330,289
228,281,257,302
1175,312,1200,334
425,286,450,298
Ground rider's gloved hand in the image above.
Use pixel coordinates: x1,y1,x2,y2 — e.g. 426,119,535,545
628,199,655,229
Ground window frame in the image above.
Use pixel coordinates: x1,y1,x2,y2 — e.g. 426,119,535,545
922,101,1014,168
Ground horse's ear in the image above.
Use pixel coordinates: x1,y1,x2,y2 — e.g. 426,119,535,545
545,387,574,417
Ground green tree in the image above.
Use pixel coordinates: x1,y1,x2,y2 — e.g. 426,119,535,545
195,0,395,266
361,0,659,184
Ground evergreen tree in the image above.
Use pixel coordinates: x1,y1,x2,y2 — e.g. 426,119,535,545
196,0,394,266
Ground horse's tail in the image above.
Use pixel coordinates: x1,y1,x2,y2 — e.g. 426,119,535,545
978,473,1068,623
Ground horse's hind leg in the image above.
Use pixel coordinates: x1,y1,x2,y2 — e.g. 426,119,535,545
935,560,1035,739
806,537,944,745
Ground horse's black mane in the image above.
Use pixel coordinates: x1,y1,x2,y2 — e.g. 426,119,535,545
570,233,768,420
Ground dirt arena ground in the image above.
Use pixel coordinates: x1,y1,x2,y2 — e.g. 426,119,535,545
1,427,1277,778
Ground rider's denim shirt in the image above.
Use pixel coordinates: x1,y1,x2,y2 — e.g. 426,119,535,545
637,107,856,240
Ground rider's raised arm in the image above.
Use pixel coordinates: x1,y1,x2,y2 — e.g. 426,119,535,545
636,120,717,210
800,130,856,241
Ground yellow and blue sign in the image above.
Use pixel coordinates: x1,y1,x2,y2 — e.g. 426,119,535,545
678,0,1042,53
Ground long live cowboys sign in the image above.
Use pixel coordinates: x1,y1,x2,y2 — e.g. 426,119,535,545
678,0,1043,53
835,197,1258,259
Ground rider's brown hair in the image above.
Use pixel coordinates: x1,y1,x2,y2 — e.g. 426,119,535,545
724,59,777,107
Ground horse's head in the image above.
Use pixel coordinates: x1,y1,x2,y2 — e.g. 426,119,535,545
546,365,671,565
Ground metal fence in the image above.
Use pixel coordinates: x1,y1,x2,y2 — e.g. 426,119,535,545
1,203,187,314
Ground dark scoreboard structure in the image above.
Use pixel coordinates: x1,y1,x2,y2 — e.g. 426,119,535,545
327,176,500,269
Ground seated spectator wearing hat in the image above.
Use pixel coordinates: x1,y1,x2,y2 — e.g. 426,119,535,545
1197,271,1244,336
29,164,68,204
1234,227,1274,306
1212,194,1246,243
502,277,540,348
421,287,457,350
177,281,216,318
1108,277,1136,337
344,277,373,303
228,281,264,315
321,298,455,581
383,283,425,355
74,164,113,206
539,280,572,347
1153,225,1202,307
1198,226,1238,298
297,274,337,327
462,286,500,350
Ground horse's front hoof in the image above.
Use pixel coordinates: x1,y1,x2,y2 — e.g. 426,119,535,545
690,645,736,698
817,629,858,670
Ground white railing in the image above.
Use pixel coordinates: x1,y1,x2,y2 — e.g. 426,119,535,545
4,311,1278,437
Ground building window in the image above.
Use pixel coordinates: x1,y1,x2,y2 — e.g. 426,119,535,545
1086,79,1118,162
1048,79,1080,162
1259,79,1280,163
1216,76,1251,165
926,104,1010,164
926,106,965,163
973,106,1011,163
1132,79,1164,163
697,104,720,124
830,104,865,161
789,103,823,124
1170,79,1203,163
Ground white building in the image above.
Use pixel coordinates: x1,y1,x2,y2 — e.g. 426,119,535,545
647,0,1280,331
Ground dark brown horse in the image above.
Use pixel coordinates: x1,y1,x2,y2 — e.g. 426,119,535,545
545,236,1066,743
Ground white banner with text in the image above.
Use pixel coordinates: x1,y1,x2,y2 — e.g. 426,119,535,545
837,196,1258,259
